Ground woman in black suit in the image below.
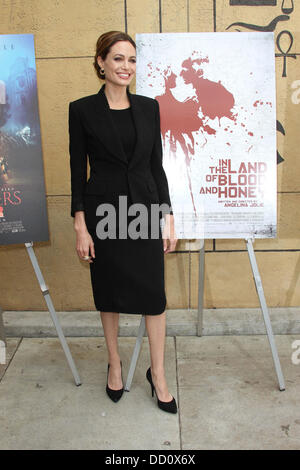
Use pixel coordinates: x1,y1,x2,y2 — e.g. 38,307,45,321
69,31,178,413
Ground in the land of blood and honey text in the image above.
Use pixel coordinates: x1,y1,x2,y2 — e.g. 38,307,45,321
200,158,267,207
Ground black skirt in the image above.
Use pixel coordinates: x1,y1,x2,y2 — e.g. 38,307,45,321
83,193,166,315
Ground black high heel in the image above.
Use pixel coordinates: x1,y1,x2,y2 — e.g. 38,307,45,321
146,367,177,414
106,361,124,402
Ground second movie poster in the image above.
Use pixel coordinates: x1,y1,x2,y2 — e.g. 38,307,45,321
136,32,277,239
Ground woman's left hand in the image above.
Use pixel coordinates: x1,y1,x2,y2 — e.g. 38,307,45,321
162,214,178,253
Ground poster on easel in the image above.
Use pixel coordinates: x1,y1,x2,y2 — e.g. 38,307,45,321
136,32,277,239
0,34,49,245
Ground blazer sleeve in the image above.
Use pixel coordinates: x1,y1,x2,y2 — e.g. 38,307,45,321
68,101,88,217
150,99,173,215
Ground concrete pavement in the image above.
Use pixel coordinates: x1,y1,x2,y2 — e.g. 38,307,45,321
0,327,299,449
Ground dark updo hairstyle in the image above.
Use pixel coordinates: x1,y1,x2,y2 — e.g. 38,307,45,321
93,31,136,80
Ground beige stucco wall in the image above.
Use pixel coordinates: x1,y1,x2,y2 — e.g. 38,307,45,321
0,0,299,310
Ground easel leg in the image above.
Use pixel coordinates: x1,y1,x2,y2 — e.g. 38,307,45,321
25,242,81,386
0,305,6,365
246,238,285,391
0,305,6,346
124,314,146,391
197,240,205,336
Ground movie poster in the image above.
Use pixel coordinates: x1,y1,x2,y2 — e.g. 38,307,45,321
0,34,49,245
136,32,277,239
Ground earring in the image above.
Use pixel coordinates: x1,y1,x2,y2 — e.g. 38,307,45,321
100,67,105,74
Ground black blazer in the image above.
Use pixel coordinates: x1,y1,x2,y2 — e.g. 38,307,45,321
68,84,173,219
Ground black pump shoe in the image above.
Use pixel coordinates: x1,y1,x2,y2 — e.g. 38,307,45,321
106,361,124,402
146,367,177,414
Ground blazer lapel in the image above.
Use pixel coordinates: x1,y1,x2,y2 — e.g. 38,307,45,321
126,88,144,170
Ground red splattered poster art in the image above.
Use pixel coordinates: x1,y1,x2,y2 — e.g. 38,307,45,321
136,32,277,239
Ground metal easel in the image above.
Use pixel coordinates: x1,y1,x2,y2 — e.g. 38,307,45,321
125,237,285,392
0,305,6,364
197,238,285,391
1,241,82,385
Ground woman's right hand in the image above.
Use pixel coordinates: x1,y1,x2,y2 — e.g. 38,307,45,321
75,228,95,263
74,212,95,263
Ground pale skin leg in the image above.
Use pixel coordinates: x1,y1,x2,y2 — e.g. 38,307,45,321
145,311,173,402
101,310,173,401
100,311,122,390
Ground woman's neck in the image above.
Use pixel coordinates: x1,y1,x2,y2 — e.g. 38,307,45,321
104,82,130,109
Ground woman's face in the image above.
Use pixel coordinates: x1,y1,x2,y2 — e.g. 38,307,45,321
98,40,136,87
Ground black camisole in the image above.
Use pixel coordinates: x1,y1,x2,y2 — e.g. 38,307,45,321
110,107,136,162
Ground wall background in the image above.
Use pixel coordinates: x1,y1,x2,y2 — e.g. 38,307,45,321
0,0,299,311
